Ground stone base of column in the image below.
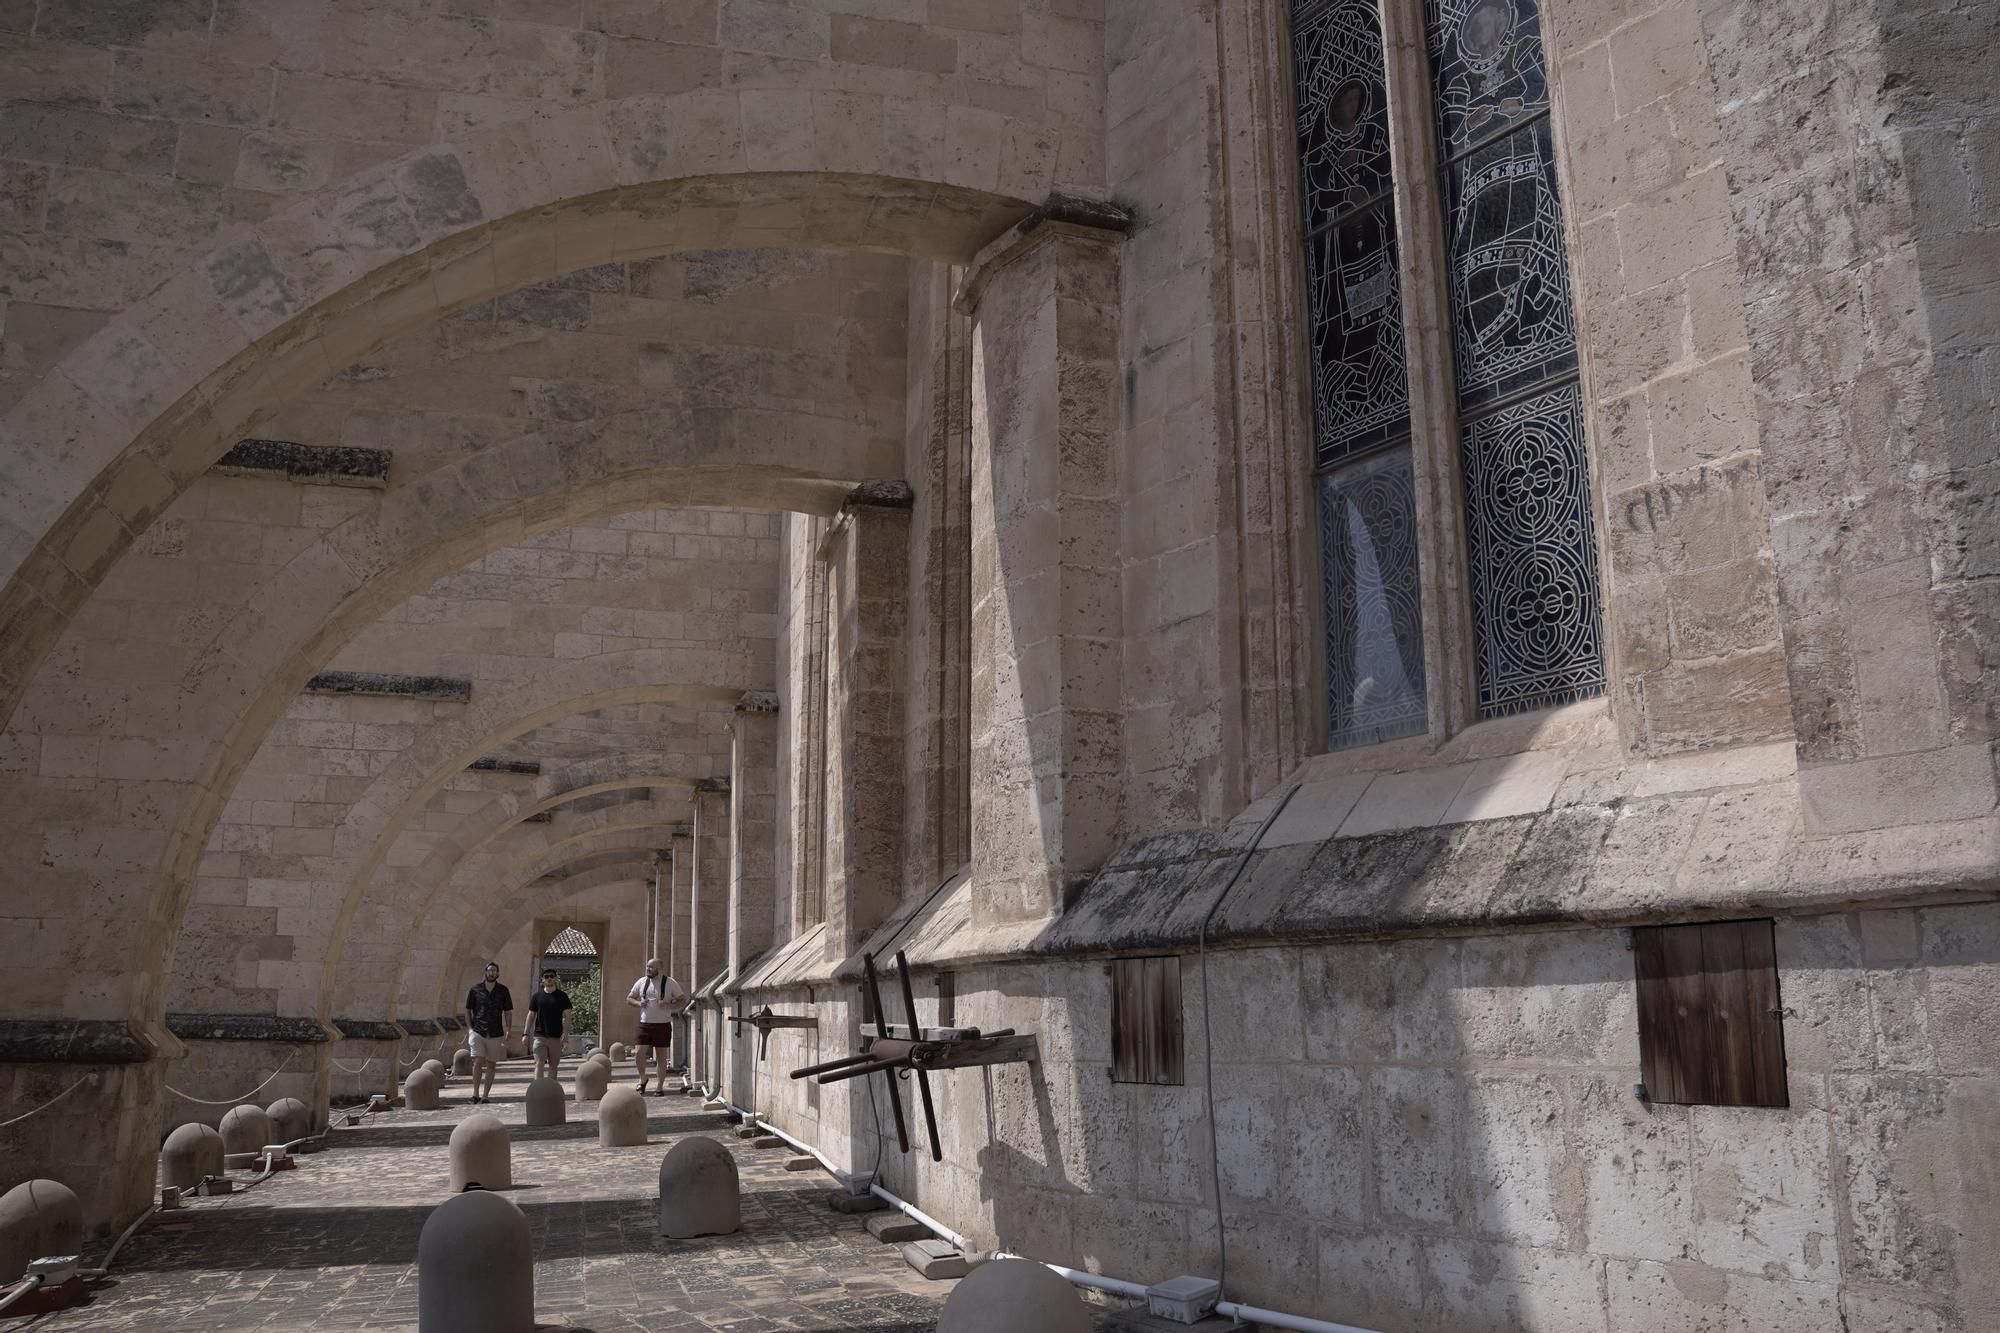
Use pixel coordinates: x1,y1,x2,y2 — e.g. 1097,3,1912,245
0,1020,170,1235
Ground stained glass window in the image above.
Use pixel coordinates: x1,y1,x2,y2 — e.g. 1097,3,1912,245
1427,0,1603,717
1293,0,1412,466
1319,451,1429,747
1293,0,1428,748
1460,383,1604,713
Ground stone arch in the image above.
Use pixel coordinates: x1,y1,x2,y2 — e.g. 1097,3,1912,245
0,406,853,1033
458,865,660,1019
0,154,1042,724
412,820,689,1019
364,756,708,1016
306,657,748,1022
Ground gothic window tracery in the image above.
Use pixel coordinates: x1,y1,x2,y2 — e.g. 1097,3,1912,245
1291,0,1603,746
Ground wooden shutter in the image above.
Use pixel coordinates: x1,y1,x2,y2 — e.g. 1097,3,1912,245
1111,956,1184,1086
1633,919,1788,1107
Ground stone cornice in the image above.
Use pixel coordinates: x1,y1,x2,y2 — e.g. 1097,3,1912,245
165,1013,332,1043
952,191,1133,315
212,438,392,487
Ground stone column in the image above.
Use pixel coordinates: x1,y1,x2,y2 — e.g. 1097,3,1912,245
729,692,779,974
956,201,1131,927
667,825,693,988
690,781,730,991
824,483,913,958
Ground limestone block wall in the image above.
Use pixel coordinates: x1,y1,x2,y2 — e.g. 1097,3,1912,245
1549,0,1792,754
741,898,1999,1331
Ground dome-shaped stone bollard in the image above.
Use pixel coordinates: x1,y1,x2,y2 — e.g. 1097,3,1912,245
423,1058,447,1081
656,1137,740,1238
608,1042,627,1063
418,1187,532,1333
0,1179,81,1284
938,1258,1093,1333
572,1059,609,1102
267,1096,312,1143
523,1077,566,1127
405,1066,441,1110
218,1103,273,1156
159,1122,224,1190
597,1086,647,1147
448,1113,512,1192
451,1048,473,1076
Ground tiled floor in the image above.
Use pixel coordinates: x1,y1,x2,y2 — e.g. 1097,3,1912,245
32,1062,953,1331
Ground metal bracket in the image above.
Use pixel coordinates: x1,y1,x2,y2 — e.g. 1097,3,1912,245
787,949,1039,1163
726,1005,819,1060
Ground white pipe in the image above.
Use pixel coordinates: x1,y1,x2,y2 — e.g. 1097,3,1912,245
867,1185,970,1252
712,1089,1383,1333
0,1273,44,1312
746,1112,861,1187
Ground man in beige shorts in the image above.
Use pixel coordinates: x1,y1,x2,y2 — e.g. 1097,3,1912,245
462,961,514,1104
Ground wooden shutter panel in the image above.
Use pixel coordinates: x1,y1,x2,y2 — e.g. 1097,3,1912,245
1633,919,1788,1108
1111,956,1184,1086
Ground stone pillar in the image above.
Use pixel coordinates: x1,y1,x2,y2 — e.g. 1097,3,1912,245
956,201,1131,926
691,781,730,991
0,1024,172,1235
824,484,913,958
728,693,779,974
668,825,694,988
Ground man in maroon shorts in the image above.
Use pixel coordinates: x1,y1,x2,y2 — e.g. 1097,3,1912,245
624,957,685,1095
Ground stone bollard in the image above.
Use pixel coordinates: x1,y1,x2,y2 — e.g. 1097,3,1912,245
938,1258,1093,1333
523,1077,566,1127
423,1058,447,1081
597,1086,647,1147
657,1137,739,1238
418,1188,532,1333
405,1067,441,1110
448,1114,511,1192
218,1104,273,1158
267,1096,312,1144
451,1048,473,1076
572,1059,608,1102
608,1042,627,1063
0,1179,81,1284
159,1123,224,1190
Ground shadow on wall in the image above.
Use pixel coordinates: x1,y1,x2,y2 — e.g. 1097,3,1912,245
899,902,2000,1328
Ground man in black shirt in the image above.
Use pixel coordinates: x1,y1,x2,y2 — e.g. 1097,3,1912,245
463,961,514,1104
525,967,573,1080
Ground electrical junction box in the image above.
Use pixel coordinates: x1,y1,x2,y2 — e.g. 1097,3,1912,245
1148,1275,1221,1324
25,1257,78,1284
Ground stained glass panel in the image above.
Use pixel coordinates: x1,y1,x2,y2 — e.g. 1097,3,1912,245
1425,0,1551,159
1459,382,1604,716
1292,0,1396,227
1305,212,1411,463
1320,450,1428,749
1441,119,1578,405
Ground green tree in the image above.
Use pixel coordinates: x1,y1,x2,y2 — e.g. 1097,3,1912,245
569,965,601,1041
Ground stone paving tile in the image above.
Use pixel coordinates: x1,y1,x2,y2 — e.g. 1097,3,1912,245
33,1063,952,1331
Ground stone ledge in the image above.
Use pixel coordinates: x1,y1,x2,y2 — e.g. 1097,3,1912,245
165,1014,332,1043
305,670,472,701
212,438,392,487
434,1016,462,1032
469,757,541,774
842,479,916,511
735,689,780,714
0,1019,154,1064
332,1018,404,1041
695,775,731,794
397,1018,441,1036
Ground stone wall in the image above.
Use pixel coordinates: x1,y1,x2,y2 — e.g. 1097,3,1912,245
733,897,2000,1331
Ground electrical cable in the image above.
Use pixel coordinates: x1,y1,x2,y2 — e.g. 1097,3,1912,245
0,1076,87,1130
1197,783,1300,1308
164,1051,294,1105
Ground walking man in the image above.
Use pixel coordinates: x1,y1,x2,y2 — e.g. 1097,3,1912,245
463,961,513,1104
526,967,572,1081
625,958,685,1095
